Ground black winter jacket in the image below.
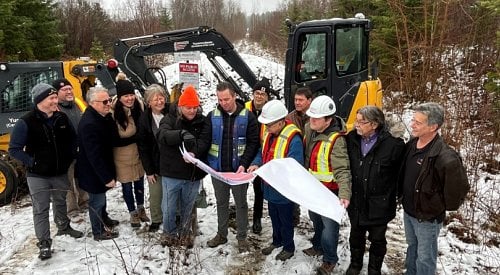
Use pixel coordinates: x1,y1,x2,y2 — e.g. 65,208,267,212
76,106,117,194
346,129,405,226
9,109,76,177
399,135,470,221
137,105,170,176
156,111,210,180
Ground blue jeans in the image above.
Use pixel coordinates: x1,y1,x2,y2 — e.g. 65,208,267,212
161,177,200,236
268,201,295,252
309,210,340,264
88,192,107,236
404,212,442,275
121,178,145,212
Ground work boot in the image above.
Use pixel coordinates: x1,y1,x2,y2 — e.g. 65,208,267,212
160,234,177,247
207,234,228,248
37,239,52,260
103,216,119,228
94,231,119,241
275,250,294,261
261,244,277,255
56,225,84,239
316,261,336,275
148,222,161,232
138,206,150,222
180,233,195,248
252,219,262,234
130,211,141,228
237,239,250,253
303,246,323,257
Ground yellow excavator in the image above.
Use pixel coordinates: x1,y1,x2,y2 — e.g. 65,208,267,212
0,58,115,205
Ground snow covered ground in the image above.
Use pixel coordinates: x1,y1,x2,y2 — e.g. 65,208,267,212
0,41,498,274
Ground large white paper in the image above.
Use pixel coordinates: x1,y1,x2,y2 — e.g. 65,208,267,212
255,158,345,223
180,144,345,223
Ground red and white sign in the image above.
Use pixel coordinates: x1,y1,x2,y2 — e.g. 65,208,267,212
179,63,200,90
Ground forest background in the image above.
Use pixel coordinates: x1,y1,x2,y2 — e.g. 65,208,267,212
0,0,499,263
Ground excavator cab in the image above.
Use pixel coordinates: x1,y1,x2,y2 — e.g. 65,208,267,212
284,15,383,130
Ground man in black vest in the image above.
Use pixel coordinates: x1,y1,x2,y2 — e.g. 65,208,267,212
9,83,83,260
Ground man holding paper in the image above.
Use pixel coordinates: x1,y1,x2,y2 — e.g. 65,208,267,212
205,82,260,252
248,100,304,261
302,95,352,275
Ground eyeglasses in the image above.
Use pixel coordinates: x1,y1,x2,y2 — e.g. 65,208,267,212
95,98,112,105
254,91,268,97
354,120,371,125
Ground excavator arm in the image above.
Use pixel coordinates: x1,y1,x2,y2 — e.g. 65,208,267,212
113,26,278,101
114,26,255,100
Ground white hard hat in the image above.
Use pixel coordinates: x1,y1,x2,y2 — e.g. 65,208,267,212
306,95,336,118
258,100,288,124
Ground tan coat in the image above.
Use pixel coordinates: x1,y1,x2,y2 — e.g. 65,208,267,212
113,106,145,183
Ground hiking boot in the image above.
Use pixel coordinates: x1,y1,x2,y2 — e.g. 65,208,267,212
252,219,262,234
303,246,323,257
275,250,294,261
130,211,141,228
261,244,277,255
237,239,250,253
316,261,336,275
138,206,150,222
56,225,84,239
179,234,195,248
160,234,177,247
207,234,227,248
148,222,161,232
103,216,119,228
94,231,119,241
37,239,52,260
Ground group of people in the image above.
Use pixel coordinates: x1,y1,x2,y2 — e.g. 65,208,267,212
9,76,469,275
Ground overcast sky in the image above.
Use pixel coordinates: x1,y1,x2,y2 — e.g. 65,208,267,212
96,0,283,15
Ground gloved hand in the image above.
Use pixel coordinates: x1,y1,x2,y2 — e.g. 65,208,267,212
180,130,195,142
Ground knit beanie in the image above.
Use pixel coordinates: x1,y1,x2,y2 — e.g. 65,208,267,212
252,78,271,96
32,83,57,105
178,85,200,107
115,79,135,98
52,78,72,91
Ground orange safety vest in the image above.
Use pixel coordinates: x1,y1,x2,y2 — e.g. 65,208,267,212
245,100,266,140
261,122,301,163
308,132,343,190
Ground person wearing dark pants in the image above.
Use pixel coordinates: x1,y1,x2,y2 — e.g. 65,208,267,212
248,100,304,261
302,96,351,275
346,106,405,275
244,78,272,234
9,83,83,260
251,177,264,233
77,87,120,241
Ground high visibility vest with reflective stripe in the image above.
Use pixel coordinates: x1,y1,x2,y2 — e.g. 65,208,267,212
245,100,266,140
308,132,342,190
208,108,248,171
261,122,301,163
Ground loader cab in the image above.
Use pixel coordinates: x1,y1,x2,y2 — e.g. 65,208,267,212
285,16,381,129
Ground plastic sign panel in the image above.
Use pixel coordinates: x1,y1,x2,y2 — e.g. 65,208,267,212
179,63,200,90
